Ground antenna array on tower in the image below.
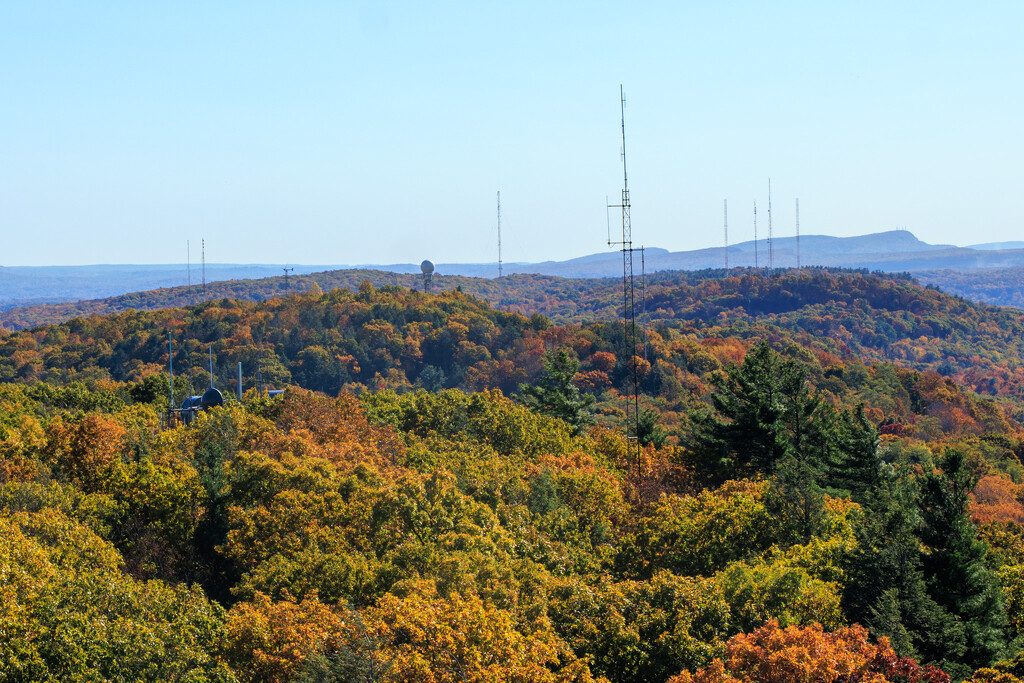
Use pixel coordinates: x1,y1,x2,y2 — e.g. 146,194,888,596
420,260,434,293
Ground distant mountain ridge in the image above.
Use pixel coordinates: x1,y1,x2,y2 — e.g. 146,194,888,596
4,230,1024,310
968,241,1024,251
348,230,1024,278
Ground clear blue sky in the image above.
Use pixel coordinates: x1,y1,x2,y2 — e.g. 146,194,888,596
1,1,1021,266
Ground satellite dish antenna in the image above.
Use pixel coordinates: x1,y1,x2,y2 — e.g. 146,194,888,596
420,260,434,292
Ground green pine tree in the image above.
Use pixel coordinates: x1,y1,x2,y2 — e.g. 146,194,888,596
764,361,831,543
825,405,882,503
518,347,595,435
842,467,955,664
917,449,1009,677
632,406,667,448
690,341,792,481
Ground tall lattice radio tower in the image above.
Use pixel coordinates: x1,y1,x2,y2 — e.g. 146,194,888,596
606,85,644,486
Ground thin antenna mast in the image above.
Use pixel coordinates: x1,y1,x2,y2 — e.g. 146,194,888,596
201,239,206,295
168,332,174,412
209,345,215,389
187,241,191,302
497,191,503,278
795,198,800,269
767,179,773,270
723,199,729,269
754,201,759,268
606,84,643,489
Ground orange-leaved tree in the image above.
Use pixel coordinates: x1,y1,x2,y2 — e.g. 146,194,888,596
44,413,126,491
668,620,949,683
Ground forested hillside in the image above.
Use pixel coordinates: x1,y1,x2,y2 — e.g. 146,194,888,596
4,270,1024,416
916,266,1024,309
5,272,1024,681
0,267,618,330
3,263,1023,331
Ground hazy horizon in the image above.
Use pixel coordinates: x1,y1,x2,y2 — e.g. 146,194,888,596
2,228,1021,270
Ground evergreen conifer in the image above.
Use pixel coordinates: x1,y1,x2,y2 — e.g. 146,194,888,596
518,347,595,435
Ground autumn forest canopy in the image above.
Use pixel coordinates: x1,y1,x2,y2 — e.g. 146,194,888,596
6,268,1024,682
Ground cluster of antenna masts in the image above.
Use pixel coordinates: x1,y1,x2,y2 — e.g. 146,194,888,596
610,88,813,492
185,241,297,304
171,88,802,475
723,186,802,270
185,239,208,304
166,332,282,428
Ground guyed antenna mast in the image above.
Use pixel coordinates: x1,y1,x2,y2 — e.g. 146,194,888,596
795,198,800,269
723,199,729,269
753,201,758,268
168,332,174,411
767,179,774,270
497,191,503,278
606,84,644,489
